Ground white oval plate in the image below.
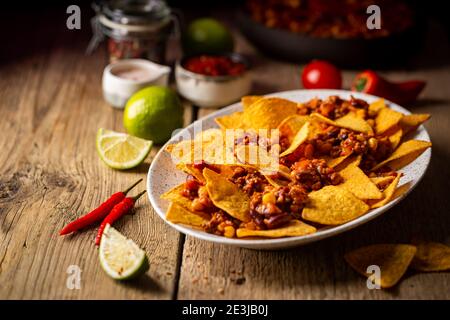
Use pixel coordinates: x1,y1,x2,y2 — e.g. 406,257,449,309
147,90,431,250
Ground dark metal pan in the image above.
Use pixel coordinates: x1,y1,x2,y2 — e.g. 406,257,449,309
237,10,425,68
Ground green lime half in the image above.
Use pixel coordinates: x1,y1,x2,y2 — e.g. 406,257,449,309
99,224,149,280
96,128,153,170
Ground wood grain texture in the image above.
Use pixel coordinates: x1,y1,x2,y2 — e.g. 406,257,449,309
1,7,450,300
0,12,190,299
176,20,450,300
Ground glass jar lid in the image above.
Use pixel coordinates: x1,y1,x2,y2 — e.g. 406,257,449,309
95,0,171,29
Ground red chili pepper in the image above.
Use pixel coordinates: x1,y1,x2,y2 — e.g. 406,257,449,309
59,179,143,236
351,70,426,105
95,190,146,246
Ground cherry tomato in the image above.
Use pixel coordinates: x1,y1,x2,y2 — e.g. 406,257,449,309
301,60,342,89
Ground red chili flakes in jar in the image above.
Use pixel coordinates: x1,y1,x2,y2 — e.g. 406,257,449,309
183,55,246,76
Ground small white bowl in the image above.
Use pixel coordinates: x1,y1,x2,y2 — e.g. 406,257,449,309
175,54,252,108
102,59,171,108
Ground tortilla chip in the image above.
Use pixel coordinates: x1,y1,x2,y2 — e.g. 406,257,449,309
344,244,417,288
215,111,246,129
334,113,374,134
310,113,337,126
311,113,372,134
176,163,205,183
368,99,386,116
410,242,450,272
241,95,262,110
203,168,251,222
371,140,432,171
370,176,395,188
400,113,431,136
392,181,411,199
375,107,403,134
388,127,403,150
278,115,310,143
302,186,369,225
368,174,401,209
161,183,194,211
166,203,209,227
338,164,383,200
168,129,236,165
236,220,316,238
334,154,362,171
280,122,310,157
235,144,280,173
243,97,297,129
324,154,351,168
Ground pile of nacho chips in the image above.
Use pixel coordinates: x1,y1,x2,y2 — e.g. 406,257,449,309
161,95,431,239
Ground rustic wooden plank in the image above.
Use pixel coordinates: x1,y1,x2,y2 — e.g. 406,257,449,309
0,17,191,299
177,20,450,299
1,6,450,300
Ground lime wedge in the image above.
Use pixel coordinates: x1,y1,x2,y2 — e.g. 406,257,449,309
96,128,152,170
99,224,149,280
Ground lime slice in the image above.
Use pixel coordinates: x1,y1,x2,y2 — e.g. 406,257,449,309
99,224,149,280
96,128,152,169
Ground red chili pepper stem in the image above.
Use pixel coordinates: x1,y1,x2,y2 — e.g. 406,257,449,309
94,190,147,246
122,178,143,195
59,179,143,236
131,190,147,202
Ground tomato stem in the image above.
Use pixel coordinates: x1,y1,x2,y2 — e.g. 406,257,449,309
354,77,367,92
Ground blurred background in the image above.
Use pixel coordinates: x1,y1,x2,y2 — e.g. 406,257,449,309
1,0,449,69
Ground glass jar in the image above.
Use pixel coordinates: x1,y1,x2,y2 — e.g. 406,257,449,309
89,0,177,64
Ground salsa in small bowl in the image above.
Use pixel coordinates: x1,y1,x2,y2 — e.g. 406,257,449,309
175,53,252,108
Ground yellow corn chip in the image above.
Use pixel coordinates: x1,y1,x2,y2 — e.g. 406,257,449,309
280,122,310,157
302,186,369,225
176,163,205,183
236,220,316,238
368,174,401,208
203,168,251,222
235,144,280,174
243,97,297,129
166,203,209,227
371,140,431,171
388,127,403,150
370,176,395,188
324,154,351,168
392,181,411,199
311,113,373,134
161,183,193,211
345,244,417,288
278,115,311,143
368,98,386,116
215,111,246,129
375,107,404,134
334,154,362,171
338,164,383,200
241,95,262,110
168,129,235,165
410,242,450,272
335,113,374,134
400,113,430,136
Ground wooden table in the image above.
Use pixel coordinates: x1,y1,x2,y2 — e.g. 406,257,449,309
1,8,449,300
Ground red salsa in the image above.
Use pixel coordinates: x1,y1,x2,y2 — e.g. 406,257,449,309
183,55,246,76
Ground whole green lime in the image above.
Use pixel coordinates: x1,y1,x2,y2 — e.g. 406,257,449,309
124,86,183,144
183,18,234,55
